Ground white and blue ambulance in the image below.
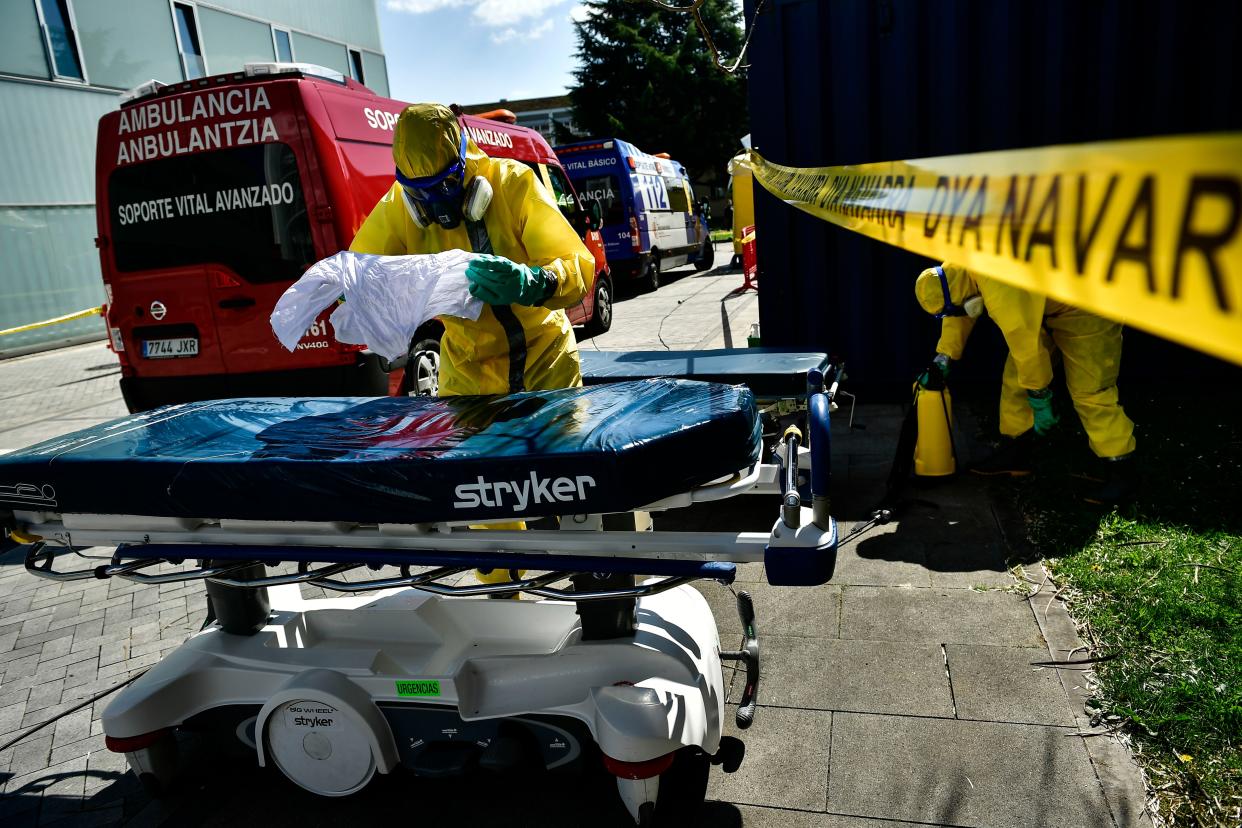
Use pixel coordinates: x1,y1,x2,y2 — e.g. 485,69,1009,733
555,138,713,291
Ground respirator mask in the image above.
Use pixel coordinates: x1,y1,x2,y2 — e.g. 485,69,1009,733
396,132,492,230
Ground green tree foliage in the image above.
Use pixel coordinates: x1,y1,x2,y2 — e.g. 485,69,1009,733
567,0,748,183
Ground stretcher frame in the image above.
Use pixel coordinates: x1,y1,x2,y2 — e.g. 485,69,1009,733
2,359,842,825
13,358,842,603
17,439,832,600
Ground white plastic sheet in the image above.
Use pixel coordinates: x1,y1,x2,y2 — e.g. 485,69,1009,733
270,250,484,361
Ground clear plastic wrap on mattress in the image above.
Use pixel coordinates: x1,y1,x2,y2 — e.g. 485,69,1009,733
580,349,830,398
0,379,760,524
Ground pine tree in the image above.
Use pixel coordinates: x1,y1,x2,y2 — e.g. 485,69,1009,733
568,0,748,185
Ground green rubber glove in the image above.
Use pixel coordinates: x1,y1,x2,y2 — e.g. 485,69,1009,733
1027,388,1059,435
465,254,557,306
917,354,951,390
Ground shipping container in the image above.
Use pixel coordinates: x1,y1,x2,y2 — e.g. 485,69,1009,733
745,0,1242,394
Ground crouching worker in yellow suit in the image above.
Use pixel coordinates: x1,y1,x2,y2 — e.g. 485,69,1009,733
914,263,1137,505
351,103,596,590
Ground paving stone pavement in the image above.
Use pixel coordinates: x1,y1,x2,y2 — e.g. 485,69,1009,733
0,250,1149,826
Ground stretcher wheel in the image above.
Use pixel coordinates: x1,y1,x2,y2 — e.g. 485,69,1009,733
266,698,377,796
620,747,710,826
652,747,710,825
123,731,178,798
205,563,270,635
258,671,396,797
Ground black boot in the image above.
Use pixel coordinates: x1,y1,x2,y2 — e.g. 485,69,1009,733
970,433,1035,477
1084,455,1138,506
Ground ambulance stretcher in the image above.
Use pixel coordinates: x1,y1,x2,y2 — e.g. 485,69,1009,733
0,356,840,826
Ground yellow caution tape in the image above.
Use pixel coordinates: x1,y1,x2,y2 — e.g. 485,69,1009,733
740,134,1242,366
0,306,104,337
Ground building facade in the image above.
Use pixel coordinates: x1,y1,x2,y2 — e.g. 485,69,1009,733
461,95,585,145
0,0,388,355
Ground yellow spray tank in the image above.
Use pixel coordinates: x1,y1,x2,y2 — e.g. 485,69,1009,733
912,383,956,477
727,150,755,260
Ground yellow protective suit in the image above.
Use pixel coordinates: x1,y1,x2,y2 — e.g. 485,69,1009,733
915,264,1136,459
350,105,595,396
351,104,594,593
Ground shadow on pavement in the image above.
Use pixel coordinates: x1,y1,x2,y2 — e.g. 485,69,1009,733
118,729,672,827
839,382,1242,581
0,766,147,827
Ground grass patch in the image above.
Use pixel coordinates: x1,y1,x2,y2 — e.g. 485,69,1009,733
992,390,1242,827
1046,516,1241,826
709,229,733,243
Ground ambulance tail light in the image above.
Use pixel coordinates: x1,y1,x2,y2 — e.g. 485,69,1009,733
629,216,640,252
101,303,130,364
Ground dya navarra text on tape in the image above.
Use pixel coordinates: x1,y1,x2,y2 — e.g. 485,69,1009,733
740,134,1242,366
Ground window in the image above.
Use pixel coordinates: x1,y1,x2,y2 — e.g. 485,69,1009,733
36,0,84,80
273,28,293,62
109,144,315,283
348,48,364,83
292,32,349,76
545,165,581,221
664,175,690,213
577,175,624,226
173,3,205,79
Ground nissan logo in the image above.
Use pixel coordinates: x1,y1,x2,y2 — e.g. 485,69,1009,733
150,301,167,320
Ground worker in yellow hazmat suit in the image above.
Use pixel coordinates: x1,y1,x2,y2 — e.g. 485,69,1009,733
351,103,595,591
914,263,1137,505
350,103,595,396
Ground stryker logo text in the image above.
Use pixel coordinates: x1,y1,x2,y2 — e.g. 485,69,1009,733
293,715,334,727
453,472,597,512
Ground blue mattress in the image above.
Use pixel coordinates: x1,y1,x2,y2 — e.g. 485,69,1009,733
0,379,760,524
580,349,830,398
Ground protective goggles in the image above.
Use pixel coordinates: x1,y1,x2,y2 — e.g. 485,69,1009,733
395,132,468,202
932,265,983,319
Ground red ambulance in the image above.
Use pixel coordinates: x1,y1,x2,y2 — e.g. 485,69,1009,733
97,63,612,412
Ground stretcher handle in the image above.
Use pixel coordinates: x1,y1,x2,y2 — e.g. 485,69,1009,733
782,427,802,528
114,558,260,584
807,360,843,400
809,392,832,528
719,590,759,729
310,564,469,593
210,561,363,588
21,542,162,582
